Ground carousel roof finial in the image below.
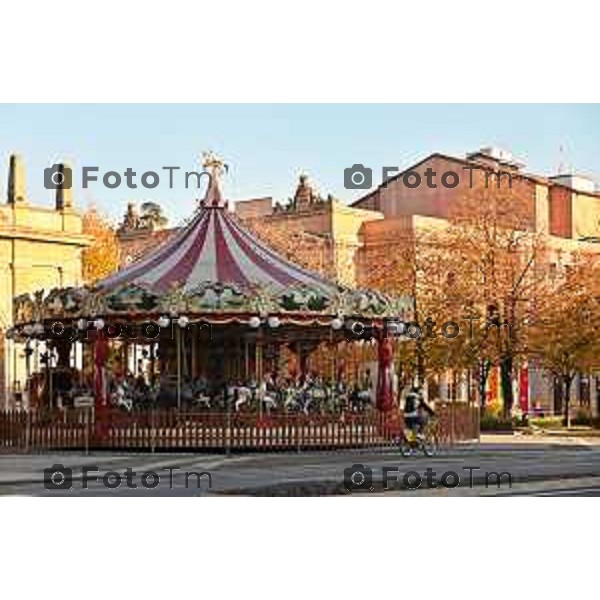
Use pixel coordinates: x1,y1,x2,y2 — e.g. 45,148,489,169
201,151,228,208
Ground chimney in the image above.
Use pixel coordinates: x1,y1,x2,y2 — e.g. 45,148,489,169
7,154,26,204
55,162,73,210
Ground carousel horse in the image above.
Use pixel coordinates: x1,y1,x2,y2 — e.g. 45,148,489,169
349,386,372,413
233,385,254,412
257,381,277,413
303,385,327,414
110,382,134,412
282,386,304,412
193,391,212,409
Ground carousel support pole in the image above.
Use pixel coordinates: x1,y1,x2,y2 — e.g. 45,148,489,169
176,326,182,410
256,331,263,420
78,341,82,387
150,343,156,387
191,329,197,380
24,340,31,383
93,328,109,443
48,352,53,410
244,339,249,381
35,339,40,379
122,342,127,379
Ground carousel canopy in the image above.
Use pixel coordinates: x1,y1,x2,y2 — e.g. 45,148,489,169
99,161,336,297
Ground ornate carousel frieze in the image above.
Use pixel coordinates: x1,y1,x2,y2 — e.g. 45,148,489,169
10,280,412,331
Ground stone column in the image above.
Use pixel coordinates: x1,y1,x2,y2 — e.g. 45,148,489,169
7,154,26,204
55,162,73,211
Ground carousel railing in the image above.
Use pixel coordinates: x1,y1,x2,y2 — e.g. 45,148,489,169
0,403,480,454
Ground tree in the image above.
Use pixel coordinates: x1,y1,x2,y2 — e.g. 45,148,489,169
361,220,465,391
442,186,552,417
82,207,120,284
140,201,168,230
529,251,600,426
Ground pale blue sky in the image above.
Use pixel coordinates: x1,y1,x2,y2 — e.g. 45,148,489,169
0,104,598,225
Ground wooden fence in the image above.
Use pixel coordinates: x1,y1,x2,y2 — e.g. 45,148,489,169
0,402,479,454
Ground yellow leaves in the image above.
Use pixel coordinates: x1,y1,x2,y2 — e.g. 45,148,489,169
81,207,120,285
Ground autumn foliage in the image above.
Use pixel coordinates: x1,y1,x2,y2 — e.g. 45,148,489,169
82,207,120,284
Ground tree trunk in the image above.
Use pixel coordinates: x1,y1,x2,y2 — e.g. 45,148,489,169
416,337,425,388
500,354,514,419
563,376,573,428
479,359,490,410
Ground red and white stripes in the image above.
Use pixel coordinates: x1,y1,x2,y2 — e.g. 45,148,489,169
99,205,336,295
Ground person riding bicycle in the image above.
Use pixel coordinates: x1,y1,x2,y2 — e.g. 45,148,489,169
403,386,435,438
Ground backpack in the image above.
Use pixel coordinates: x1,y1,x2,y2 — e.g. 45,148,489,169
404,392,418,414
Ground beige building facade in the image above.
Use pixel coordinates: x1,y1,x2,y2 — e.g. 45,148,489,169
0,155,90,407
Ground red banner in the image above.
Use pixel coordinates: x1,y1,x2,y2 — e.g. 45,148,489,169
376,336,393,412
519,365,529,413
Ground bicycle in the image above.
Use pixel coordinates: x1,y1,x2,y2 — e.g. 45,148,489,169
396,418,439,457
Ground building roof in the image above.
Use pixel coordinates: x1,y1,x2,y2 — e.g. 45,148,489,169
350,151,600,208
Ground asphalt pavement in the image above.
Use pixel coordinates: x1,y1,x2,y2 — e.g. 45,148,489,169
1,434,599,496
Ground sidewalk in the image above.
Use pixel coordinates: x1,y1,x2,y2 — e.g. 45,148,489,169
0,453,230,486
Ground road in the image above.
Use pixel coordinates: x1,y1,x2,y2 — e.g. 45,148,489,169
1,435,600,496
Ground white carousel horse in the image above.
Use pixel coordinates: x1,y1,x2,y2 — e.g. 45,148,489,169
193,392,212,409
283,387,301,411
233,385,254,412
258,382,277,413
304,386,326,414
111,383,134,412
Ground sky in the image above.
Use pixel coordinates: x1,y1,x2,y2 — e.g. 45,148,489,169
0,104,598,226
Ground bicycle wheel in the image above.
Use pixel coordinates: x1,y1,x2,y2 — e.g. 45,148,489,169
421,433,437,457
399,438,413,457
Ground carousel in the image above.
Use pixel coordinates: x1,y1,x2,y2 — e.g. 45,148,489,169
8,154,413,425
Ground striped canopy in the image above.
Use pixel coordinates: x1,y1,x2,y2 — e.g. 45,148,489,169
99,174,337,297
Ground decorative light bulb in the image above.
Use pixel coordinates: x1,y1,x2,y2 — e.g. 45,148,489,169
157,316,170,328
331,317,343,330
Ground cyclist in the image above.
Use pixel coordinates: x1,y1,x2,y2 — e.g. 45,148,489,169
403,386,435,438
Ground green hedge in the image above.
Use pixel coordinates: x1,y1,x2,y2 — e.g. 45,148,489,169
480,413,514,431
530,416,563,430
